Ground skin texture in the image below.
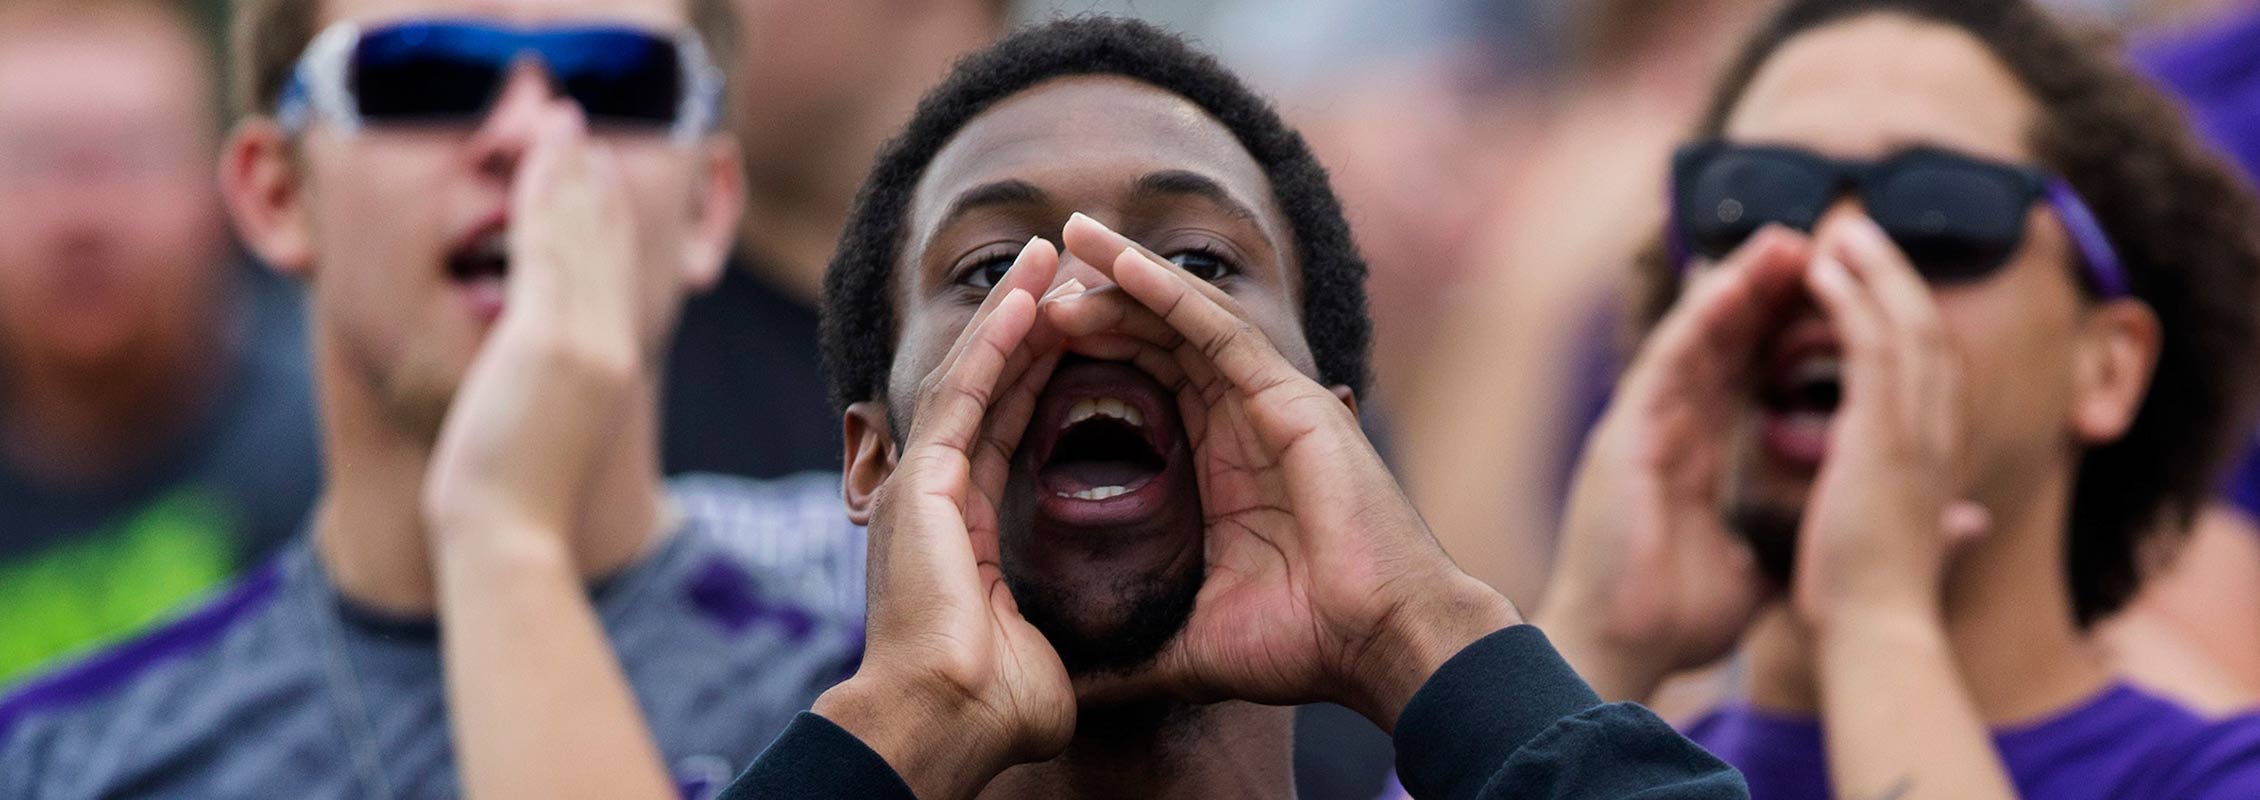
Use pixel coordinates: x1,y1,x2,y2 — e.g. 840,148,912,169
0,3,229,487
813,76,1518,799
2103,506,2260,714
1539,14,2163,800
217,0,744,796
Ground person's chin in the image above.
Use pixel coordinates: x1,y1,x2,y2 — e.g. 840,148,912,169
998,356,1214,678
376,357,469,440
999,465,1205,679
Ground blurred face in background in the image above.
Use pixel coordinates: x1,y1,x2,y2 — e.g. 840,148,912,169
234,0,741,438
729,0,904,190
1716,13,2141,567
0,3,226,383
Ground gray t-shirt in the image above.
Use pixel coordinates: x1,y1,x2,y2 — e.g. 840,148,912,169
0,472,866,800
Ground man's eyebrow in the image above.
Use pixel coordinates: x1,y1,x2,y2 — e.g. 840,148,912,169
937,179,1047,230
1131,170,1261,224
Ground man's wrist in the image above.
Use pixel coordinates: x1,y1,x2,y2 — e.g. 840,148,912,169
1353,576,1522,732
1809,600,1948,656
1798,574,1945,641
427,512,576,573
812,673,1016,800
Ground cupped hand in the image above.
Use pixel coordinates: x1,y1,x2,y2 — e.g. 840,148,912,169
1048,214,1517,732
815,238,1081,800
1535,227,1810,702
1791,216,1988,633
423,102,642,537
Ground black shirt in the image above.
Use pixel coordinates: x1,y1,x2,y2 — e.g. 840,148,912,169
719,626,1750,799
663,259,842,479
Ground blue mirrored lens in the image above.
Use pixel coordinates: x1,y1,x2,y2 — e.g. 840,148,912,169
353,24,506,120
541,31,681,125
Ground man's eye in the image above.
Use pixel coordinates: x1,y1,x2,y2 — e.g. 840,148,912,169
1169,250,1234,282
959,255,1016,291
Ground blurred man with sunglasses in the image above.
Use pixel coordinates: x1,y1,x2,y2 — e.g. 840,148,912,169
1540,1,2260,798
0,1,863,797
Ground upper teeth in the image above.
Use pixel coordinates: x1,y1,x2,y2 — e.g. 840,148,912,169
1793,357,1842,386
1062,396,1144,430
473,231,509,260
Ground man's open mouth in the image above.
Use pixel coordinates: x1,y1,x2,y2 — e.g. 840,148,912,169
1757,319,1842,468
1026,358,1187,527
447,225,510,321
449,228,510,283
1047,396,1163,499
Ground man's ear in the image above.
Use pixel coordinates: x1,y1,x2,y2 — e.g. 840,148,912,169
2070,298,2162,443
682,135,747,293
842,401,900,526
1331,385,1360,418
220,119,314,278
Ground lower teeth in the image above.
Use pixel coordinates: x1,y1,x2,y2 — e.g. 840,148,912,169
1066,486,1129,501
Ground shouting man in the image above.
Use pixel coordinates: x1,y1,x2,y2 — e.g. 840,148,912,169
431,18,1755,800
0,0,861,797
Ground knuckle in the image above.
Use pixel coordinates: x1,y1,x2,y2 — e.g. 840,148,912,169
917,374,955,410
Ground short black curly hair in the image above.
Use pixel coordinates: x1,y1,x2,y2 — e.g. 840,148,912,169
1636,0,2260,625
820,16,1371,413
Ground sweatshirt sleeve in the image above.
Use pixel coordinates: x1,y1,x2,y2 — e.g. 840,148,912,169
1393,625,1749,800
718,712,917,800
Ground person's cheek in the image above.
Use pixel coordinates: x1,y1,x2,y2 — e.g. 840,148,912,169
1240,288,1320,377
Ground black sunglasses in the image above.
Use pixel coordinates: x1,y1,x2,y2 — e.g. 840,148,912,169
1669,140,2127,296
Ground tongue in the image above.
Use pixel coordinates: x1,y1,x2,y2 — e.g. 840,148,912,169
1046,459,1157,494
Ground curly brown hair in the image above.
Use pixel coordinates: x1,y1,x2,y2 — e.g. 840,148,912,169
227,0,739,119
1633,0,2260,625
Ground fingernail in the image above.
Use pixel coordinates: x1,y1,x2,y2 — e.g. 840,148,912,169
1847,215,1889,247
1043,279,1087,301
1013,235,1046,266
1069,211,1118,236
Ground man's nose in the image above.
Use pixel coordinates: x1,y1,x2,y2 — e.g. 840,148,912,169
1050,248,1119,294
1815,196,1874,235
465,60,557,180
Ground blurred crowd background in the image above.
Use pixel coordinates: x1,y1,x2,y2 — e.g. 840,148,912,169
4,0,2257,797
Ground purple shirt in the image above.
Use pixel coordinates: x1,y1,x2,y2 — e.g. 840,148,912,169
1685,684,2260,800
2141,8,2260,184
2140,9,2260,521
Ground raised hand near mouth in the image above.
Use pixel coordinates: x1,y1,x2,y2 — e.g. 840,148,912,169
1050,213,1519,732
812,237,1080,800
1793,215,1986,630
1795,214,2012,800
420,102,676,800
1534,227,1811,703
424,101,643,538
